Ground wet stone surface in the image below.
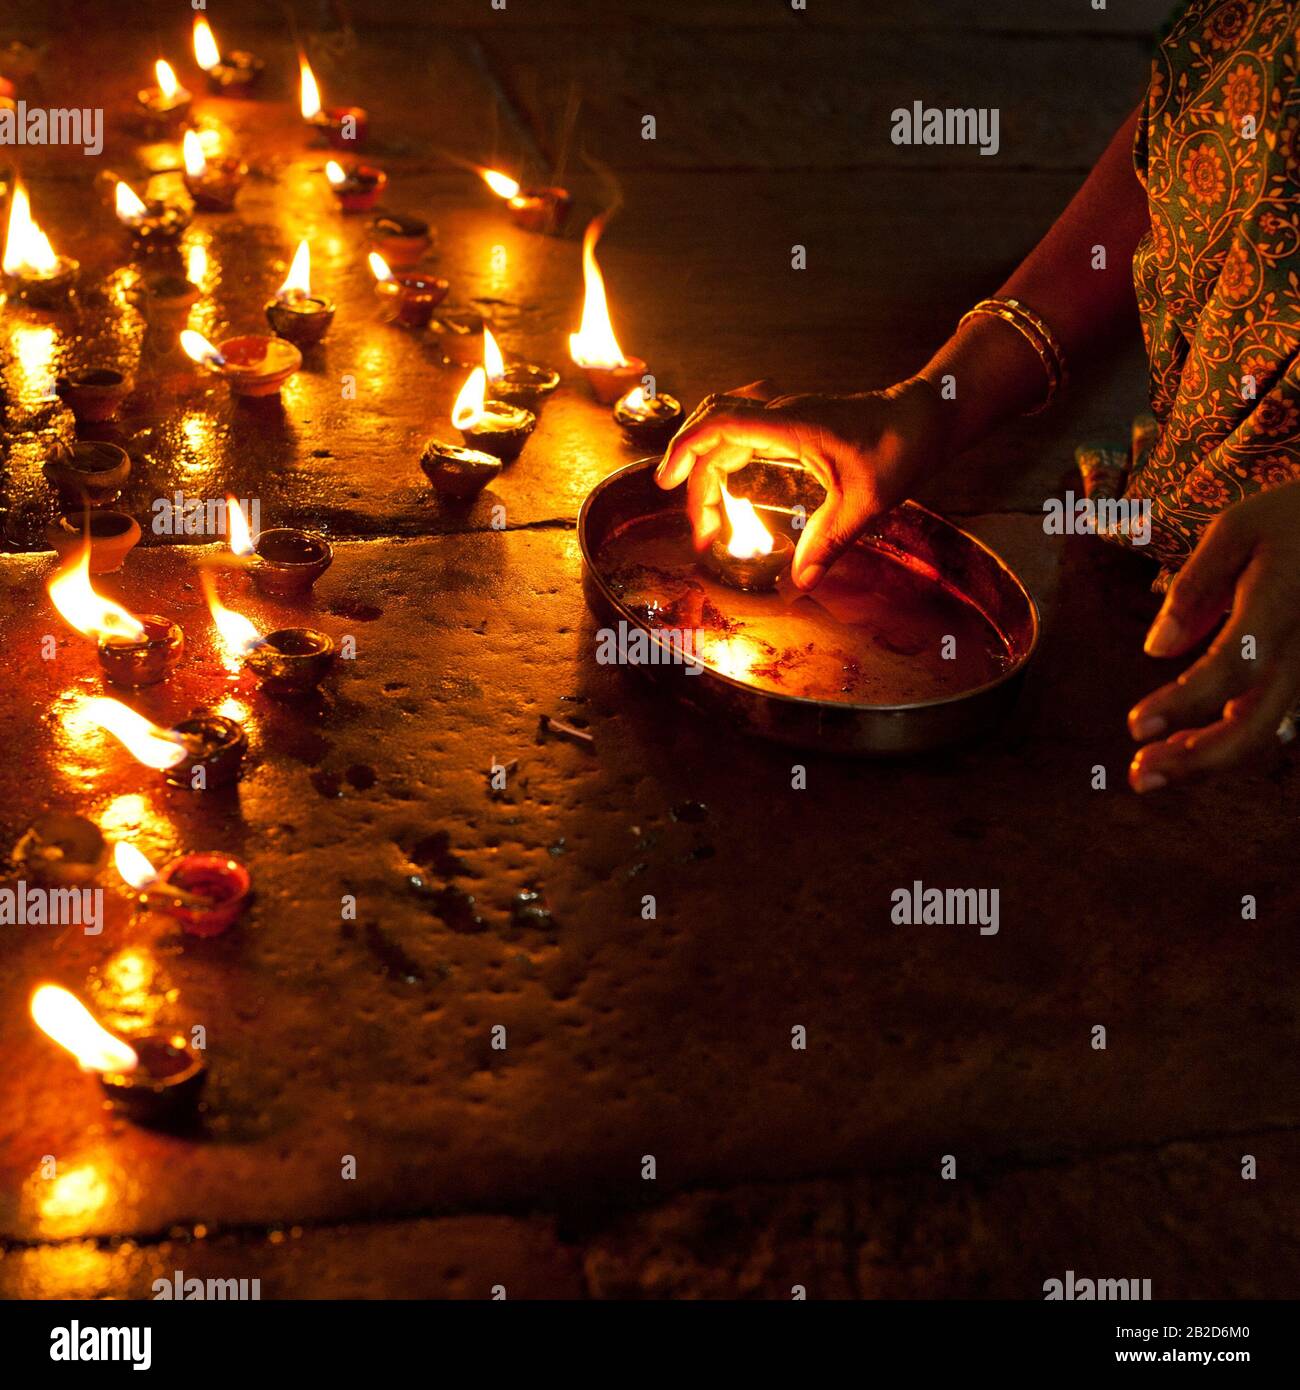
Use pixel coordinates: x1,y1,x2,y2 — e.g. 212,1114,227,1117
1,1,1295,1296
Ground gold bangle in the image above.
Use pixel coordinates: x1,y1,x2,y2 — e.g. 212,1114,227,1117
957,297,1068,414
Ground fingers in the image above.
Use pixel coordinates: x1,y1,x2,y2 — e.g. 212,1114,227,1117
655,401,793,491
1143,508,1255,657
791,489,875,590
686,454,722,552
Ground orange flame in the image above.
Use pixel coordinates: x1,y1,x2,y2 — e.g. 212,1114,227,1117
226,496,255,557
299,54,322,120
186,243,208,286
180,329,224,367
31,985,139,1074
277,239,312,298
202,570,260,659
113,841,157,890
113,181,149,226
48,545,146,643
80,697,189,770
480,168,520,200
182,129,208,178
3,180,59,277
568,214,627,369
193,17,220,72
367,251,393,283
483,326,505,382
155,59,180,100
720,479,774,560
452,367,487,431
325,160,347,188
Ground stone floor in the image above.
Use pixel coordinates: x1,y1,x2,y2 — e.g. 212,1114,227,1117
2,1,1297,1299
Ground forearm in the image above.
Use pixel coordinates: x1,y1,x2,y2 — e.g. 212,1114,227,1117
918,102,1148,453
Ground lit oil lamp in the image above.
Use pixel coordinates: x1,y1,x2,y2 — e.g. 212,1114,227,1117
43,440,131,505
113,179,191,248
614,384,684,449
325,158,387,213
569,213,645,403
136,58,192,131
265,239,334,347
452,366,535,462
369,252,448,328
432,309,486,365
192,16,263,96
479,167,571,236
300,53,368,149
368,212,432,269
419,441,502,500
3,179,78,303
12,813,108,887
181,327,301,399
143,252,202,331
55,369,134,425
49,545,183,687
46,511,141,574
181,130,246,213
115,841,250,937
82,697,247,788
227,495,333,597
703,479,794,592
483,326,559,412
31,984,206,1127
206,571,336,696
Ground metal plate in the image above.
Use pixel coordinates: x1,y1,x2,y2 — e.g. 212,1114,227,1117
579,458,1040,754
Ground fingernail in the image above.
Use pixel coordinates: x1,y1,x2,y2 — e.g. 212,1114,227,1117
794,563,825,590
1133,770,1167,793
1130,713,1167,740
1144,610,1183,657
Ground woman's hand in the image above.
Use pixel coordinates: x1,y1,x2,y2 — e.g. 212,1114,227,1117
654,376,951,590
1128,481,1300,791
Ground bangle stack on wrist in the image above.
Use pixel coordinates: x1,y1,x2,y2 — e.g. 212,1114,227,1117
957,297,1068,414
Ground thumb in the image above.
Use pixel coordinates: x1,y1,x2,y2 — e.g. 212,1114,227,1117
791,492,875,590
1145,511,1255,657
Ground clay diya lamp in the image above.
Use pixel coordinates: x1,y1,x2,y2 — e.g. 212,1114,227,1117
265,239,334,348
47,511,141,574
325,158,387,213
12,812,107,887
181,132,246,213
452,367,535,462
248,526,333,597
368,213,432,270
43,440,131,507
369,253,448,328
702,484,794,592
133,848,251,936
432,310,486,366
193,18,264,96
114,181,191,249
420,441,502,500
3,179,77,305
142,272,201,329
482,328,559,413
614,386,684,449
98,615,184,688
477,169,571,236
579,355,646,406
243,628,336,696
163,713,247,789
55,370,134,425
182,330,302,399
136,58,191,133
299,55,368,149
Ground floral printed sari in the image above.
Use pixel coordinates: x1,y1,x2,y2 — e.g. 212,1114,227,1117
1082,0,1300,589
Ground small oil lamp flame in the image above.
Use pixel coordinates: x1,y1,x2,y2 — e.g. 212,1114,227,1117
720,479,774,559
82,697,188,769
483,326,506,382
624,385,649,411
325,159,347,188
180,329,225,367
113,180,149,227
299,54,322,120
193,17,220,72
3,180,58,277
187,244,208,285
155,59,179,101
182,129,207,178
569,214,627,370
30,984,138,1073
278,239,312,298
367,250,393,283
480,168,520,200
452,367,488,431
48,544,146,643
113,840,157,891
226,495,256,557
203,570,261,658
